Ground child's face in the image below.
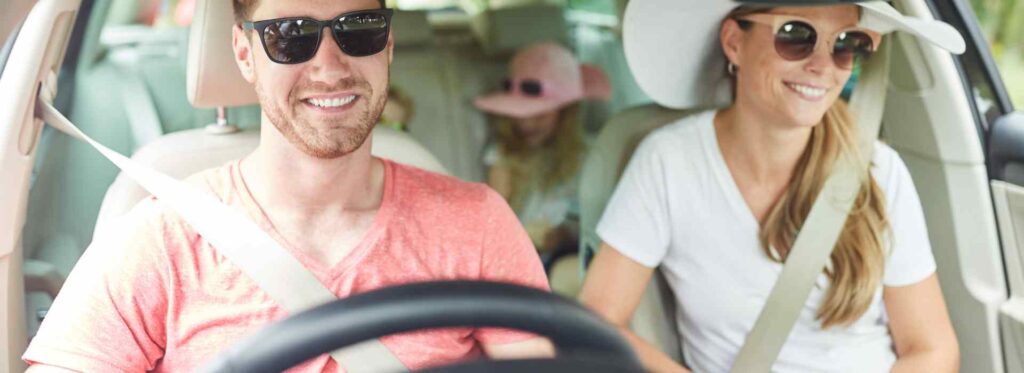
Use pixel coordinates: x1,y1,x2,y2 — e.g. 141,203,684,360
515,110,560,147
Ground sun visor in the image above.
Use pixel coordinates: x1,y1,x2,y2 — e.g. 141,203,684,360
470,5,569,57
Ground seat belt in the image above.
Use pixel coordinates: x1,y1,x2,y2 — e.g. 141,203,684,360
730,39,892,372
36,96,408,372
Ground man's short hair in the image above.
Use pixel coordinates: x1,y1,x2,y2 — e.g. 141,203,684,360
232,0,387,23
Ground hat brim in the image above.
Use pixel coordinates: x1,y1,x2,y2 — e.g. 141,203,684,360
624,0,736,110
858,1,966,55
624,0,967,109
474,94,570,120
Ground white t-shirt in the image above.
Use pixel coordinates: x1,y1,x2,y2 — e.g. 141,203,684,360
596,110,936,373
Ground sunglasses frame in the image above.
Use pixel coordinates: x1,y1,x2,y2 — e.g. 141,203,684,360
736,13,881,70
503,78,545,97
241,8,394,65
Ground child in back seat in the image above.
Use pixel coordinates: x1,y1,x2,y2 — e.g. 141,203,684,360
476,42,610,270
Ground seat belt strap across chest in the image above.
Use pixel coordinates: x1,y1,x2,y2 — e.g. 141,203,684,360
37,97,408,372
730,39,892,372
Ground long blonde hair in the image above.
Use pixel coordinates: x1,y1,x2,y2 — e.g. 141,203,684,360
762,101,889,328
729,7,891,328
494,104,585,210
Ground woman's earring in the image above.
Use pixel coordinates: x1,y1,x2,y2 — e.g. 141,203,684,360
727,62,737,76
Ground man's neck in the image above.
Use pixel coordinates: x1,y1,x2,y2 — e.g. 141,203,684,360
241,121,385,219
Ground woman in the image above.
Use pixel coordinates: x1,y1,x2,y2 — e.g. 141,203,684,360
578,1,964,372
475,42,610,261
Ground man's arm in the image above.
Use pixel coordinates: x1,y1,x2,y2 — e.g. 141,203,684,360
26,364,79,372
22,199,170,371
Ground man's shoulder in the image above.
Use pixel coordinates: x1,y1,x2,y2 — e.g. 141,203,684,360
105,161,239,239
392,161,495,199
385,160,516,230
181,160,239,201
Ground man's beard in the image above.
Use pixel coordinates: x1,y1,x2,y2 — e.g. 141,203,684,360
257,78,386,159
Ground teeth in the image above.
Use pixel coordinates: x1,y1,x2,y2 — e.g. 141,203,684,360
308,96,356,108
787,83,826,98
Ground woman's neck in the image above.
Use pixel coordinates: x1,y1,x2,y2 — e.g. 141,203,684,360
714,104,813,185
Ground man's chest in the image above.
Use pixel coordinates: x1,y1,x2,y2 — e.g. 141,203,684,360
158,250,479,372
273,210,380,267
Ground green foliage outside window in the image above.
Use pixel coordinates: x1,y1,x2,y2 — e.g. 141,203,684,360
971,0,1024,106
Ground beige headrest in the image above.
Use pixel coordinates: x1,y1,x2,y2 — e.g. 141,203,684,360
470,5,568,56
187,0,258,108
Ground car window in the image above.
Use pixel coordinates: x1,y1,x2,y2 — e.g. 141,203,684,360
929,0,1015,155
968,0,1023,108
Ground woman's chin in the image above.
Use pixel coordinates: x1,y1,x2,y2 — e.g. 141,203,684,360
783,107,830,128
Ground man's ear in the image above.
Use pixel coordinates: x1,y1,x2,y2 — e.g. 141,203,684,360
720,18,744,69
386,31,394,65
232,25,257,83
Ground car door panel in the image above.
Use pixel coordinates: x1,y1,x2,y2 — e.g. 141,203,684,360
0,0,80,370
993,180,1024,373
991,113,1024,373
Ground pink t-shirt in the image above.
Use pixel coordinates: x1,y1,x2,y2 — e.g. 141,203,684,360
23,159,549,372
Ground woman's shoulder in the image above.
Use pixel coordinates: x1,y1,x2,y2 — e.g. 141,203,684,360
635,109,717,157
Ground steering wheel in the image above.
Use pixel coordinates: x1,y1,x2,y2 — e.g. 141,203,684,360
198,281,643,373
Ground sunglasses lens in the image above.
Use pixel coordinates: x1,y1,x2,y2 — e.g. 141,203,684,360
521,80,542,96
774,21,816,61
333,12,390,57
263,19,321,64
833,31,874,70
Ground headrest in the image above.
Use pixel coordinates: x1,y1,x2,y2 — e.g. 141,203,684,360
187,0,258,108
470,5,568,56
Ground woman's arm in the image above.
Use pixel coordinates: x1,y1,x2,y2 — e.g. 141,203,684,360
578,243,691,373
885,273,959,372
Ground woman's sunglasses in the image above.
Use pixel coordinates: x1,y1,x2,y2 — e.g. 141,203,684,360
241,9,394,64
503,78,544,97
735,14,880,70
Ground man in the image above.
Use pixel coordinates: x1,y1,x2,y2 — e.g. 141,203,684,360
23,0,552,371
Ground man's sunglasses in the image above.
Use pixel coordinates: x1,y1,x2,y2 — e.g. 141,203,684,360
736,14,879,70
503,78,544,97
241,9,394,64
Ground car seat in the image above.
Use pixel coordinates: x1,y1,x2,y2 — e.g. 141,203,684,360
574,104,701,362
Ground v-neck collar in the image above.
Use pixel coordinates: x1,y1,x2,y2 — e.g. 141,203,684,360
700,111,761,232
229,158,397,283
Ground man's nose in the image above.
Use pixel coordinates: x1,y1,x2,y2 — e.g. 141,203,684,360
306,28,354,81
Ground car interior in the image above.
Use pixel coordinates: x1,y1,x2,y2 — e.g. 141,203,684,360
2,0,1024,371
